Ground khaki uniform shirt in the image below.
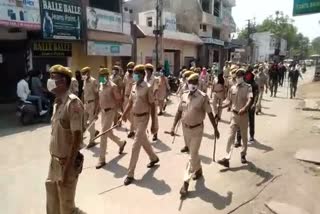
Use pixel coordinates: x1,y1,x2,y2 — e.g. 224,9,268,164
123,73,134,98
223,66,230,77
50,92,83,159
255,71,268,89
227,82,253,111
112,74,124,90
83,76,98,102
70,77,79,95
99,81,120,110
129,81,154,114
179,90,212,126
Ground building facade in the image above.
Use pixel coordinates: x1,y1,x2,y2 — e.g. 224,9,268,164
0,0,132,102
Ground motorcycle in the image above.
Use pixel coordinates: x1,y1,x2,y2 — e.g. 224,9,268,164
167,75,180,93
16,99,51,125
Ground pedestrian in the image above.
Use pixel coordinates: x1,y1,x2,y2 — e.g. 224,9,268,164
170,73,220,197
120,64,160,186
123,62,136,138
75,70,84,99
255,65,268,114
199,67,209,93
157,71,170,115
45,65,84,214
17,73,47,116
235,66,259,146
278,62,286,87
80,66,100,148
217,69,253,168
210,73,225,121
111,65,125,126
96,67,127,169
269,62,279,97
30,69,49,105
288,65,303,99
223,61,231,79
145,63,160,141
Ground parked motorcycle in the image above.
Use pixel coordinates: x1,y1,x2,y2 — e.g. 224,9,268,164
168,75,180,93
16,99,51,125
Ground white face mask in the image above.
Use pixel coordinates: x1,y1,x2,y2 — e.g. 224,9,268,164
82,75,87,81
188,84,198,92
236,77,244,84
47,79,57,92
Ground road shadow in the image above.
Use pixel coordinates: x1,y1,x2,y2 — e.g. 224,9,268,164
162,112,174,117
203,132,215,140
134,165,171,195
249,140,273,153
220,162,273,187
102,153,128,178
218,119,230,124
260,112,277,117
115,126,128,133
200,154,212,165
261,106,270,110
152,139,172,154
188,177,233,210
262,99,272,102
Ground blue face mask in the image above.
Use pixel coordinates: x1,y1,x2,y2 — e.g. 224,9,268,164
99,76,107,84
133,73,140,82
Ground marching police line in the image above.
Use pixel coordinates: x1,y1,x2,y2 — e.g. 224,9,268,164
45,61,298,213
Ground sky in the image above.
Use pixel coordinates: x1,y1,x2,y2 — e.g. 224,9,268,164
233,0,320,41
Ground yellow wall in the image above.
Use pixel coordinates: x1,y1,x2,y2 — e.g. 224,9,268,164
70,43,111,78
137,37,198,67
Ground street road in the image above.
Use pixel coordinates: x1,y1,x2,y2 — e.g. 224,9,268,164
0,67,319,214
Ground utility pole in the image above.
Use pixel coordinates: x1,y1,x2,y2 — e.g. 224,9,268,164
246,19,253,64
154,0,163,70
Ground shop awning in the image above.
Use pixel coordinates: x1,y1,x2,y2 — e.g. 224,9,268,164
87,30,133,44
136,25,203,45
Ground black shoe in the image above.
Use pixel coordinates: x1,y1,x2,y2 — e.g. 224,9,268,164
241,155,247,164
158,111,163,116
234,142,242,148
147,157,159,168
180,146,189,153
96,162,106,169
124,177,134,186
119,141,127,154
163,104,167,111
192,168,203,180
127,131,135,138
86,142,98,149
180,182,189,198
95,130,100,137
152,134,158,142
217,158,230,168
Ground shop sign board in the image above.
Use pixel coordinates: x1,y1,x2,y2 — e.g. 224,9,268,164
40,0,82,40
293,0,320,16
33,40,72,57
87,41,131,56
87,7,122,33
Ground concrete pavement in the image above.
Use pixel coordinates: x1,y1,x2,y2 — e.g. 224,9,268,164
0,67,319,214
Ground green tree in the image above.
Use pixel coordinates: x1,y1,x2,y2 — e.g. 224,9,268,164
311,37,320,54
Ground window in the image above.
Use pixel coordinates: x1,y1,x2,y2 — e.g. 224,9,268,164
202,24,207,32
212,28,220,39
89,0,120,13
214,0,220,17
147,17,153,27
201,0,211,14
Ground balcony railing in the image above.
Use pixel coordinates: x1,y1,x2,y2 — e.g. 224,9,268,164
202,12,222,28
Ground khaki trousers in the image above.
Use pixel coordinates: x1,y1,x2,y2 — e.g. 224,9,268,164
226,112,249,159
123,97,134,132
84,102,96,139
127,114,158,177
256,87,264,112
182,124,203,183
99,109,125,163
212,92,224,118
46,158,78,214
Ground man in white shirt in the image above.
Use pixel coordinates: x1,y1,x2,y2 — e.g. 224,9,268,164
17,74,47,116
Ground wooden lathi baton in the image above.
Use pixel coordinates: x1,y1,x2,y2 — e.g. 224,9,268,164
90,124,119,142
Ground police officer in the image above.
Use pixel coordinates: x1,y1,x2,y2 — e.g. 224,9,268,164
145,63,160,141
210,73,225,121
255,65,268,114
123,62,136,138
120,64,160,186
111,65,125,126
170,73,220,197
176,70,194,99
96,68,127,169
46,65,84,214
81,67,99,148
288,65,303,99
217,69,253,168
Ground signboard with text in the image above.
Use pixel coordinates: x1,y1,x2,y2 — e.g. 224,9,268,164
32,40,72,57
87,41,131,56
40,0,82,40
0,0,41,29
87,7,122,33
293,0,320,16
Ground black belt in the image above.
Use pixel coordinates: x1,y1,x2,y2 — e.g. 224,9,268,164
232,110,239,114
104,108,113,112
133,112,148,117
183,123,203,129
86,100,95,104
